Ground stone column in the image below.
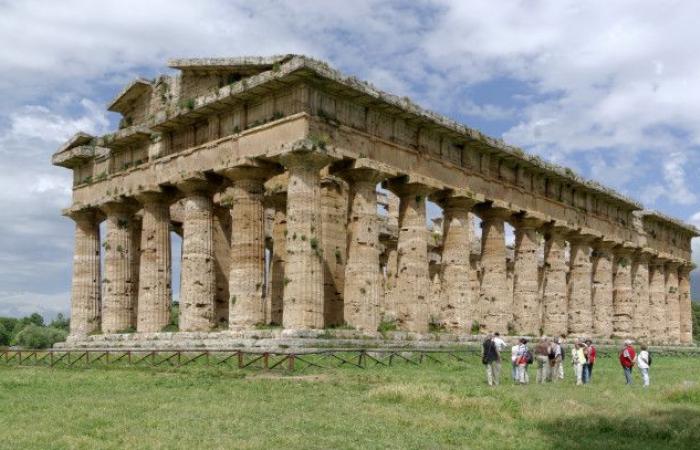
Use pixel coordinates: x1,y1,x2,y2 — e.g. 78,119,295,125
665,262,681,344
385,179,432,333
382,240,399,320
612,247,634,338
67,209,102,336
101,202,138,333
679,265,693,344
178,180,216,331
221,167,269,328
567,234,594,336
213,205,232,326
648,258,668,344
631,251,651,341
511,216,543,336
320,176,349,327
542,225,568,338
338,168,385,331
475,205,512,335
268,193,286,325
135,192,172,333
280,151,330,329
436,194,478,332
591,241,614,338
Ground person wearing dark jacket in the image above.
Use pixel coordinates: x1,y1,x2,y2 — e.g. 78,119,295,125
482,334,501,386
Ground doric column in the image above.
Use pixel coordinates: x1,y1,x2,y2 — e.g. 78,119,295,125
434,193,478,333
511,215,544,336
648,258,668,344
212,205,232,326
67,209,102,336
591,240,614,338
135,192,172,333
336,168,385,331
665,261,681,344
631,251,651,341
612,247,634,338
178,178,216,331
101,202,139,333
320,175,349,327
382,240,399,319
385,179,432,333
567,234,594,336
268,193,286,325
542,225,568,337
679,265,693,344
475,204,512,335
221,165,277,328
280,151,330,329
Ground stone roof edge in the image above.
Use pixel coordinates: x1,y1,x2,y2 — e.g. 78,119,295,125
639,210,700,236
167,54,296,70
53,131,94,157
107,78,153,112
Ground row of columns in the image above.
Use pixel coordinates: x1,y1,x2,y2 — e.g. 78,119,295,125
68,152,694,344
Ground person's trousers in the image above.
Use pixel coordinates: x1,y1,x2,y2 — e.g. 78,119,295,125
536,356,549,383
583,363,594,384
639,367,649,387
517,364,528,384
574,363,583,385
486,361,501,386
623,366,634,385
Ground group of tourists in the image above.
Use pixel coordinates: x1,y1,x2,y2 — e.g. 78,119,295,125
481,333,652,387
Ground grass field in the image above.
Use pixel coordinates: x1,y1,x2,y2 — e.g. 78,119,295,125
1,353,699,450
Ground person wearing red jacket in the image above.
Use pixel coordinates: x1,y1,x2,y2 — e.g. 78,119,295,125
619,340,637,385
583,339,596,384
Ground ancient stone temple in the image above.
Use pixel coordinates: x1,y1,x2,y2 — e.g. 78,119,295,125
53,55,698,346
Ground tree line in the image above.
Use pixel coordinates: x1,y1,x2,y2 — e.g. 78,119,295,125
0,313,69,349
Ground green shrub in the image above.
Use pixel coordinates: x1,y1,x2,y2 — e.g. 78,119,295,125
12,324,67,349
692,301,700,342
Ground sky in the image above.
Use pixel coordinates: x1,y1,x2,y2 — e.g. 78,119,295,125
0,0,698,319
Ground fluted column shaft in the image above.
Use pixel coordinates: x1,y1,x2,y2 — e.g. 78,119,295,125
665,263,681,344
612,250,634,338
591,243,614,337
342,171,384,331
69,210,101,336
269,194,286,325
476,207,511,335
542,228,568,337
568,237,593,335
648,259,668,344
321,176,348,327
101,203,138,333
512,219,541,336
387,182,431,333
225,170,267,328
136,194,172,332
281,153,329,329
679,266,693,344
632,253,650,341
179,188,215,331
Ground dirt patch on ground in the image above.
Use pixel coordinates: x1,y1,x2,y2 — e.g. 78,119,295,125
247,372,330,382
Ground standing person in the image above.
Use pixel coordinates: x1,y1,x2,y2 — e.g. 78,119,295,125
550,337,565,382
511,341,520,383
482,334,501,386
637,344,651,387
583,339,596,384
572,341,586,386
535,337,551,384
516,338,530,385
619,340,637,385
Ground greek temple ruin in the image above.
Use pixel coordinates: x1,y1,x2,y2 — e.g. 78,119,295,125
52,55,698,346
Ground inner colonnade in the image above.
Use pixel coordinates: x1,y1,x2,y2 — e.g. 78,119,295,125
54,55,697,345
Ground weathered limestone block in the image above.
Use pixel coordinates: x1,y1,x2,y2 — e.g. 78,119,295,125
679,265,693,344
631,252,651,340
101,202,139,333
475,205,511,335
385,180,431,333
321,176,348,327
136,193,172,333
511,217,543,336
567,235,594,336
542,227,568,337
436,194,478,332
648,259,668,344
222,167,270,328
213,205,231,326
612,249,634,338
591,241,614,337
340,169,384,331
68,209,101,336
268,194,286,325
281,151,329,329
665,262,681,344
179,182,216,331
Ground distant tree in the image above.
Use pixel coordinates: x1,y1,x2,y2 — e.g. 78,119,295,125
692,301,700,342
0,321,10,346
12,324,67,349
27,313,45,327
49,313,70,331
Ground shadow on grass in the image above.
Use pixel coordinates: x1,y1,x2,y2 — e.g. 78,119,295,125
536,407,700,450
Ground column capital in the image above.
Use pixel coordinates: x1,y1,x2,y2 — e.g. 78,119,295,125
218,158,283,182
473,202,513,221
99,199,138,216
383,174,441,197
330,157,397,184
510,211,547,230
541,221,572,239
175,172,217,195
431,188,482,210
279,147,334,171
613,242,637,258
134,187,174,205
63,206,102,223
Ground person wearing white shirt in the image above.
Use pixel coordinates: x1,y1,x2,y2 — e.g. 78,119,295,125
637,344,651,387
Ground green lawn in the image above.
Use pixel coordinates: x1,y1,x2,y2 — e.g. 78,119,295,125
1,354,699,450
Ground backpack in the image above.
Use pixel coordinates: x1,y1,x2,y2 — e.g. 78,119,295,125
525,350,534,365
647,352,652,366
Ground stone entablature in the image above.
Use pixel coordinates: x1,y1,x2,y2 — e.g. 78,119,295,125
53,55,698,345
